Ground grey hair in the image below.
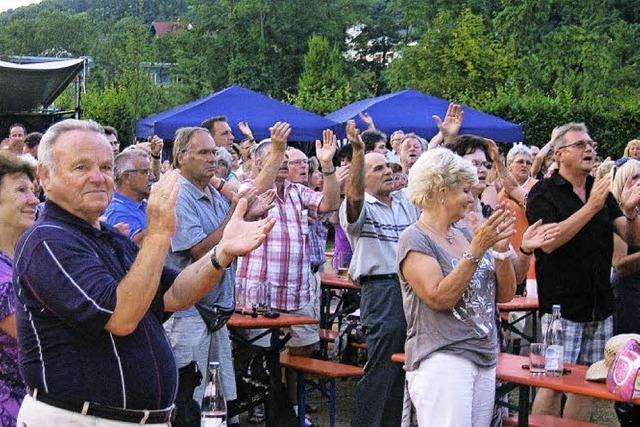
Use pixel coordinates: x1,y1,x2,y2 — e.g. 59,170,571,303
253,138,273,161
172,127,209,168
38,119,105,172
407,148,477,209
506,144,532,164
552,123,589,150
114,149,149,184
216,147,233,168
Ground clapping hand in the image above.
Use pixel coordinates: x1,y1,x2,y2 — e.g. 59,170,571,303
586,172,611,213
620,175,640,216
218,198,276,259
521,220,560,252
146,169,181,238
471,207,516,254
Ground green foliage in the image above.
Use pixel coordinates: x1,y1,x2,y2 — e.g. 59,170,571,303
385,9,516,100
294,35,356,115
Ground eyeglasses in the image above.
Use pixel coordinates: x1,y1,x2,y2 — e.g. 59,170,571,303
470,160,493,170
125,168,152,176
513,159,533,166
557,140,598,151
289,159,309,166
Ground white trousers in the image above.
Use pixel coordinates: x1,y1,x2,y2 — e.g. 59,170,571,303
17,395,170,426
406,352,496,427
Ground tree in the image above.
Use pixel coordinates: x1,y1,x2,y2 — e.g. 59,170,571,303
294,35,355,115
385,9,515,100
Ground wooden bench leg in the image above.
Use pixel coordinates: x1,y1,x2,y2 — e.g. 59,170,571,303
297,371,307,427
329,378,336,427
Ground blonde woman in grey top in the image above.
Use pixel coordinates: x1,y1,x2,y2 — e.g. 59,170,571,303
397,148,517,427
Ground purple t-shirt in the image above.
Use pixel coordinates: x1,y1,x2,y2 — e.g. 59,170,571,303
0,251,24,426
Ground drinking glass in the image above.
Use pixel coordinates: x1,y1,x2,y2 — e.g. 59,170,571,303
529,343,546,375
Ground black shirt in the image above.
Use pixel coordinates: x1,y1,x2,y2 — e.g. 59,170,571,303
14,201,179,410
526,170,622,322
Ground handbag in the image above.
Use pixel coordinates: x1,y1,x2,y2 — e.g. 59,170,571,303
607,338,640,400
196,304,235,333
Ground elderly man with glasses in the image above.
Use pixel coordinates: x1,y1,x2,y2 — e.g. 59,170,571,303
104,149,156,245
527,123,640,422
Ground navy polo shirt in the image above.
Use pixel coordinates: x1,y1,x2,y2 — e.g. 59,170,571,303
13,201,179,410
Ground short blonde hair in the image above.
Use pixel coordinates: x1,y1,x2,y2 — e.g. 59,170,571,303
623,139,640,158
407,148,477,209
611,159,640,203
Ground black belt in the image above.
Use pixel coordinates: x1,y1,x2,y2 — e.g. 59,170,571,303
27,387,174,424
359,273,398,284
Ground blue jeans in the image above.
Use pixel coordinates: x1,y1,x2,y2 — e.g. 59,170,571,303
352,277,406,427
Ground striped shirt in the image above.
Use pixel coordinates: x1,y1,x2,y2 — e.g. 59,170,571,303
339,191,419,282
13,201,179,410
236,180,323,311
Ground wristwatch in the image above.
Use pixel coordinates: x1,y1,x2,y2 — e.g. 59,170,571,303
215,178,226,192
491,247,514,261
210,245,231,271
462,251,482,265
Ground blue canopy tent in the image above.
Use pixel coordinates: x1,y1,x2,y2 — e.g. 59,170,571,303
326,89,523,143
136,85,339,141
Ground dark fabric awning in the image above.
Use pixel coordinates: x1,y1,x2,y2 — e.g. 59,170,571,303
0,58,85,113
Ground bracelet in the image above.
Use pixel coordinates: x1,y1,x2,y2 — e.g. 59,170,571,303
519,246,534,256
491,247,514,261
462,251,482,265
322,167,336,176
215,178,226,192
209,245,231,271
151,154,161,159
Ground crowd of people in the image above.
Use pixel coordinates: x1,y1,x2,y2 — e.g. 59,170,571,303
0,109,638,427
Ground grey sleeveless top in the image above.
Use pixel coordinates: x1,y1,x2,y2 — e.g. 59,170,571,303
397,224,498,371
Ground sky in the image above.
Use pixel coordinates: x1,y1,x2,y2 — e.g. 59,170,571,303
0,0,43,13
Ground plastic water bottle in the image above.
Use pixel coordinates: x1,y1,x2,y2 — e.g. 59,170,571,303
201,361,227,427
544,305,564,376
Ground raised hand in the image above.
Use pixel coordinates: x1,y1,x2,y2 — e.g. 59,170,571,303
521,219,560,252
346,120,364,152
432,103,464,143
269,121,291,153
238,121,254,139
486,139,502,164
149,135,163,158
316,129,337,167
359,112,375,130
218,198,276,259
146,169,181,238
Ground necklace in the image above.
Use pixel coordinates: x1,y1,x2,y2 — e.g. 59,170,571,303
420,219,455,244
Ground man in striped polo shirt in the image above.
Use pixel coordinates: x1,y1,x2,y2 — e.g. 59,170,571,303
340,120,420,427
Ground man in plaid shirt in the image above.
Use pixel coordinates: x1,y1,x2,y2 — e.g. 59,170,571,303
237,129,341,332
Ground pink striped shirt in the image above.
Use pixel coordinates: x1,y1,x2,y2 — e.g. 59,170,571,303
236,180,323,311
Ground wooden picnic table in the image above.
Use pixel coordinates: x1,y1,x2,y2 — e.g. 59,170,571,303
391,352,640,427
227,313,318,426
498,296,539,344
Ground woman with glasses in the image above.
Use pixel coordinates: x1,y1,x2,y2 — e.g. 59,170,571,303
499,145,538,294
